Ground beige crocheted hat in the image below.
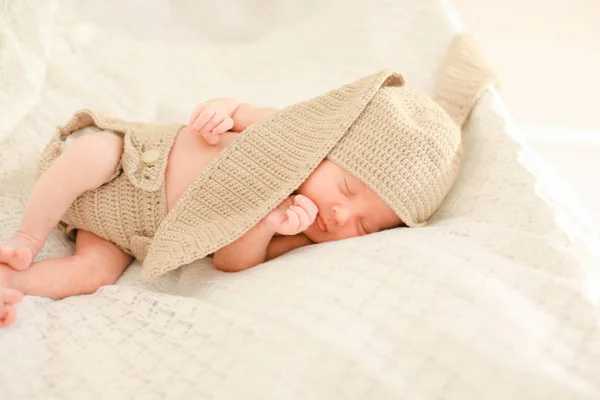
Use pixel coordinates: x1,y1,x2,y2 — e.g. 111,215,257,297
328,34,496,227
327,85,460,227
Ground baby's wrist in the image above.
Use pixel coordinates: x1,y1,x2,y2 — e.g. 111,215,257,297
230,102,245,119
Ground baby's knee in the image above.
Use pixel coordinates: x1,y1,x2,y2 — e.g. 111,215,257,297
68,130,123,165
62,130,124,189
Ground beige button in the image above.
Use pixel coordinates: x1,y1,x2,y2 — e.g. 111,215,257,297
140,149,160,164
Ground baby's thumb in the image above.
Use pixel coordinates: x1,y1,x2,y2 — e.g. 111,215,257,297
203,131,220,145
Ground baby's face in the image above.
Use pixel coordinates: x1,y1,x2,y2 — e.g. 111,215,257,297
298,160,402,243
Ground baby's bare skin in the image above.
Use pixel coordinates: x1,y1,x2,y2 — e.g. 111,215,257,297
165,126,239,212
0,232,42,271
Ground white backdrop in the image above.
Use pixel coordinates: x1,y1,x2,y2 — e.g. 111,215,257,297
1,0,599,399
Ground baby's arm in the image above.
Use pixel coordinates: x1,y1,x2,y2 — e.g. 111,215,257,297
189,98,278,143
212,220,276,272
213,195,316,272
214,228,312,273
191,98,313,271
266,234,313,261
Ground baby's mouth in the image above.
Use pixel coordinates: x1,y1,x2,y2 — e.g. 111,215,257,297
316,214,327,232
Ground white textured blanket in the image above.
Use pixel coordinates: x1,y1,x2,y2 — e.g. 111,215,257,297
1,0,599,399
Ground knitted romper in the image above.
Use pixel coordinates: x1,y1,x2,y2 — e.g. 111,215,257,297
36,110,186,264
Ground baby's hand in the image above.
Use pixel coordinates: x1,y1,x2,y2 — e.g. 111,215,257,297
188,103,234,145
263,195,318,236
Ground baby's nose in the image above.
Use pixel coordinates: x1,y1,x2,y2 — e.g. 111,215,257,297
332,205,350,226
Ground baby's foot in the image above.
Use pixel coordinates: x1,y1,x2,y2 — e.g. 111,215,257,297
0,266,23,327
0,232,42,271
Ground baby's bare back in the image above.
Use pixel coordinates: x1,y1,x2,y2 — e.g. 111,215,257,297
164,127,239,212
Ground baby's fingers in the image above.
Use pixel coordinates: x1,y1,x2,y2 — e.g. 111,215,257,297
191,107,216,133
293,195,318,222
0,304,16,327
0,288,23,305
188,103,207,127
211,117,234,136
203,131,221,145
202,110,227,134
289,205,312,231
203,120,230,145
279,208,301,235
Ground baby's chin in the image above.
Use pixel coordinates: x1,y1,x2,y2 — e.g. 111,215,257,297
303,223,329,244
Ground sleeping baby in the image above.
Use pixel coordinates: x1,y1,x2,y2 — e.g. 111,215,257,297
0,70,463,326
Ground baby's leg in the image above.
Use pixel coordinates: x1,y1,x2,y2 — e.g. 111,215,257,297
0,230,132,326
0,130,123,271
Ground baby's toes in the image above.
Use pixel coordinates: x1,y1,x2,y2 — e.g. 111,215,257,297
1,287,23,305
0,287,23,327
0,304,17,327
